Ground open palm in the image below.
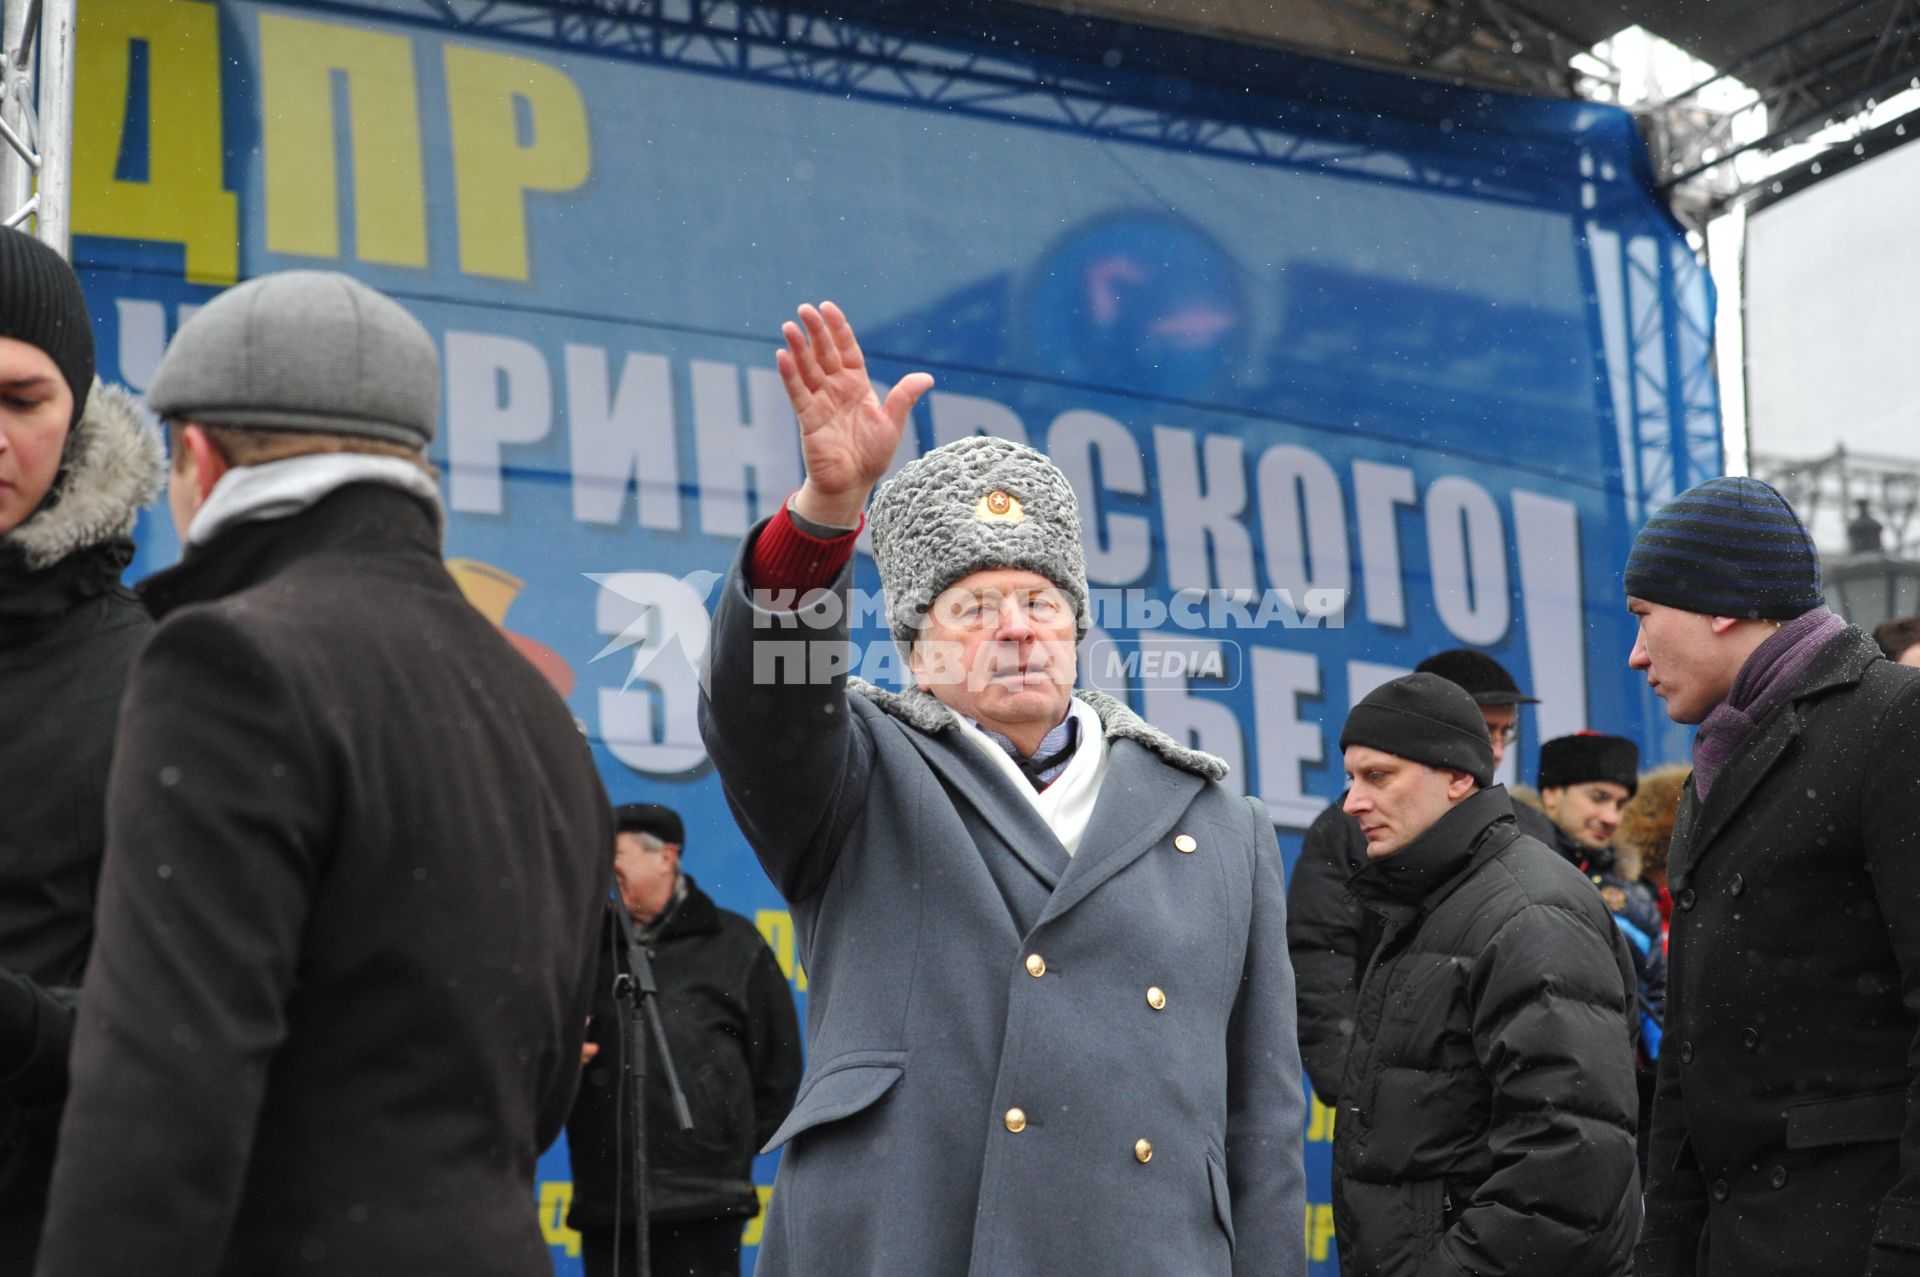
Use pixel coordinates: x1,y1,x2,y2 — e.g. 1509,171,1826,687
777,302,934,519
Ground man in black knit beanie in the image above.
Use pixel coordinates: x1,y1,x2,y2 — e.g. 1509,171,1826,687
1329,672,1641,1277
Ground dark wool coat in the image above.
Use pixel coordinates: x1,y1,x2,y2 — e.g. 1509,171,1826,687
0,385,160,1273
1636,628,1920,1277
1286,789,1557,1104
566,876,802,1229
35,484,612,1277
1335,788,1641,1277
698,524,1307,1277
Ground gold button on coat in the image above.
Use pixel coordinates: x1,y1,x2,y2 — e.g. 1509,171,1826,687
1146,986,1166,1011
1025,954,1046,978
1005,1108,1027,1133
1174,834,1197,853
1134,1139,1153,1163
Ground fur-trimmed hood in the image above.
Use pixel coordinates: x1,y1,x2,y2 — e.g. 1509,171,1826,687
2,381,165,570
847,677,1229,781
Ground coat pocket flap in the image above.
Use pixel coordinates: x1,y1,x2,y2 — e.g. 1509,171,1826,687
1785,1087,1906,1149
760,1051,906,1152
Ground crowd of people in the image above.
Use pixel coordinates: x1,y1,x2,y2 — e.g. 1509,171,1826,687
6,229,1920,1277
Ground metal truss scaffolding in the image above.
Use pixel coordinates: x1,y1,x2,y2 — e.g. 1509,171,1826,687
0,0,77,253
312,0,1717,504
1646,0,1920,211
1752,447,1920,557
1594,224,1722,529
1305,0,1592,96
299,0,1565,209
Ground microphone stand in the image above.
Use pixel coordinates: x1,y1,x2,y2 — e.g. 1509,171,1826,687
609,892,695,1277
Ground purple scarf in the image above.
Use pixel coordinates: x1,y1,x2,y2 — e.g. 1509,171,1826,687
1692,606,1846,800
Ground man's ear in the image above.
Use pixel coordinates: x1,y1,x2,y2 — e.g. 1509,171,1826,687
179,423,231,504
1709,614,1743,637
1539,786,1564,807
1446,769,1478,801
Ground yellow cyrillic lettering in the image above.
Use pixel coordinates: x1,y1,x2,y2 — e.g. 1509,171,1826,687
1307,1202,1337,1261
73,0,238,283
755,909,808,993
443,45,590,280
741,1186,775,1245
258,13,426,266
1306,1091,1338,1142
537,1181,581,1256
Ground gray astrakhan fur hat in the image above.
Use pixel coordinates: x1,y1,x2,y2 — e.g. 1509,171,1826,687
867,435,1089,652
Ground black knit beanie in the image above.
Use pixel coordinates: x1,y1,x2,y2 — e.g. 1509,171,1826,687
1623,476,1822,621
1537,732,1639,797
1414,648,1539,706
0,227,94,428
1340,672,1495,787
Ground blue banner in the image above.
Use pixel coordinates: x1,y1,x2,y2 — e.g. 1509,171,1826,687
71,2,1718,1270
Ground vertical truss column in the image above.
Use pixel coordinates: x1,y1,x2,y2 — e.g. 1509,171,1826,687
0,0,77,252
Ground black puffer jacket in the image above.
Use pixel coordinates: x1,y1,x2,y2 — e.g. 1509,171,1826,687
0,384,161,1271
1334,787,1640,1277
566,875,802,1229
1287,788,1557,1104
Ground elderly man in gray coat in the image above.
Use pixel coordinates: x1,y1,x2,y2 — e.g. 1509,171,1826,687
698,302,1306,1276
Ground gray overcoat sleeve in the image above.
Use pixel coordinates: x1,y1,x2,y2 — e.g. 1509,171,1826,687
697,522,874,904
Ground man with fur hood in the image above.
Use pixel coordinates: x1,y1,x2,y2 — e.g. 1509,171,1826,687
0,228,163,1270
697,302,1306,1276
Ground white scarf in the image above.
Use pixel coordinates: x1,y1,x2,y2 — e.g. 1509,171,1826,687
187,453,445,548
954,697,1111,856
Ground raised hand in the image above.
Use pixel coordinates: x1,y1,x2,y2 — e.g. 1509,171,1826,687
775,301,934,528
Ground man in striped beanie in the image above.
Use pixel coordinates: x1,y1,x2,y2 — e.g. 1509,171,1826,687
1626,476,1920,1277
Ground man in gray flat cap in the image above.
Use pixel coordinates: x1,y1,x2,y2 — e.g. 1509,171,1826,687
1332,674,1641,1277
697,302,1306,1277
36,272,611,1277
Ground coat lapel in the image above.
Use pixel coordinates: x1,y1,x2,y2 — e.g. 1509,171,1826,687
899,727,1072,888
1675,706,1801,887
1666,779,1701,884
1037,739,1202,926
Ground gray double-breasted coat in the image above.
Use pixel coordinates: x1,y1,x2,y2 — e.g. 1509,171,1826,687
698,528,1307,1277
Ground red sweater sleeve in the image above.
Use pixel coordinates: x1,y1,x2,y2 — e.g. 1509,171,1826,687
746,504,861,601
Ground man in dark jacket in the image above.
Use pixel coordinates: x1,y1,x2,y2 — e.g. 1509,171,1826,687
1625,477,1920,1277
566,803,802,1277
0,229,163,1272
1287,647,1557,1104
35,271,612,1277
1538,732,1667,1025
1540,731,1668,1171
1334,672,1640,1277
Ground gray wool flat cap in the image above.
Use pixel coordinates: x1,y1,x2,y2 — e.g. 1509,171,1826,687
147,270,440,449
867,435,1089,651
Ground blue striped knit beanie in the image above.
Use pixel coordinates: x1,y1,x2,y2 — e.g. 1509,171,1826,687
1623,476,1822,620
